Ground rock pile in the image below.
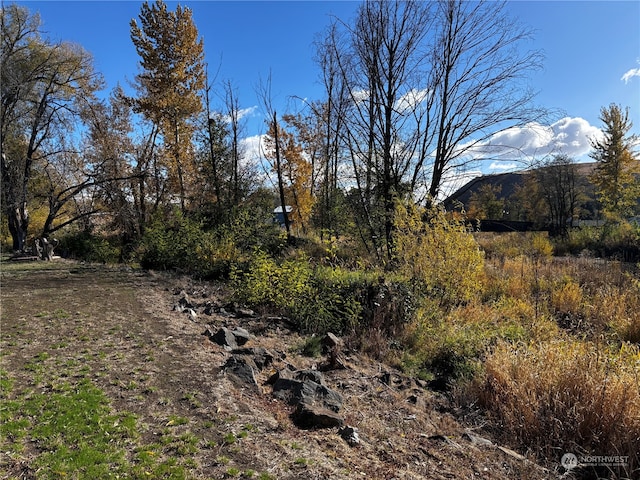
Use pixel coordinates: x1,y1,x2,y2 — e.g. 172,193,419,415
204,322,346,430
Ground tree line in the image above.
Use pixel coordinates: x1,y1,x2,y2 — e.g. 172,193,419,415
2,1,637,258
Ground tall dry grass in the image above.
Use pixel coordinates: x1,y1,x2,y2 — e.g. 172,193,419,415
472,340,640,476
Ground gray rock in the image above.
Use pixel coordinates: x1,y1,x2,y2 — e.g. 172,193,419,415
339,425,360,446
231,347,275,370
271,368,344,429
231,327,252,346
208,327,238,350
294,402,343,429
322,332,341,350
223,355,258,389
235,307,256,318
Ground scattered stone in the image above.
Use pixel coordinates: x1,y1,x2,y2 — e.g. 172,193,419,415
406,394,426,409
379,371,411,390
202,301,217,316
177,292,196,308
339,425,360,446
231,347,275,370
204,326,254,350
207,327,238,350
321,332,341,351
232,327,252,346
235,307,256,318
272,370,342,409
463,432,493,447
223,355,258,389
294,402,343,429
173,303,184,313
270,368,344,429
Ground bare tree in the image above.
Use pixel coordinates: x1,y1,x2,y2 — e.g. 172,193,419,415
319,0,432,259
536,154,582,237
313,23,357,241
426,0,545,203
256,76,291,239
316,0,546,259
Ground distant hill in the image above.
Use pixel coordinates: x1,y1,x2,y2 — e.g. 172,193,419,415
443,171,528,209
443,162,601,231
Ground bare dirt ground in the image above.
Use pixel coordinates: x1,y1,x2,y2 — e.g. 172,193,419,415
1,259,560,479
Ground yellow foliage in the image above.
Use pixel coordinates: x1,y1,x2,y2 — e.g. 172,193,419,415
551,280,584,315
394,201,485,306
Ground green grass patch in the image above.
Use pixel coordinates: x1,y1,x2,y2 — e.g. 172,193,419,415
0,368,190,479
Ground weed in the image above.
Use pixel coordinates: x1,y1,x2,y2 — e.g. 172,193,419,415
166,414,189,427
223,432,237,444
300,335,323,357
181,391,202,408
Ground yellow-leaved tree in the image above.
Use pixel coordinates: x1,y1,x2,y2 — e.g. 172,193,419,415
394,201,485,306
130,0,205,212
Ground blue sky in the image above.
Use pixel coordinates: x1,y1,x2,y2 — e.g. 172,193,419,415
16,0,640,176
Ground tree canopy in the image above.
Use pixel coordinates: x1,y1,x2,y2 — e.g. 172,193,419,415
589,104,639,222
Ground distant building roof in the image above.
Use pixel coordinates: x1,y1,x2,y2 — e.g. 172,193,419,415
273,206,293,214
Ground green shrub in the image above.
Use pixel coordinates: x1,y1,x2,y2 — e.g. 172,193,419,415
232,253,374,335
557,223,640,261
138,212,246,279
138,213,210,274
58,231,121,263
294,266,373,334
401,300,530,388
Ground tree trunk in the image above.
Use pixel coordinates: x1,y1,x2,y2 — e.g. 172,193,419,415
7,203,29,252
273,111,291,239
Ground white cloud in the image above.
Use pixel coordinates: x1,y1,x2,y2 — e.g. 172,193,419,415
395,88,430,113
217,105,258,124
237,106,258,121
621,68,640,84
488,162,519,172
241,134,263,160
472,117,602,162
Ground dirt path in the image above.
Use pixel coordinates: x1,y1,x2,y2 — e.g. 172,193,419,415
1,260,556,479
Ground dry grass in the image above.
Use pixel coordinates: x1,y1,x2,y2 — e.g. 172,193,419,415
472,339,640,476
448,235,640,477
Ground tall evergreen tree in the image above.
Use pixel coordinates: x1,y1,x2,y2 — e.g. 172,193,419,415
589,104,639,221
130,0,205,212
